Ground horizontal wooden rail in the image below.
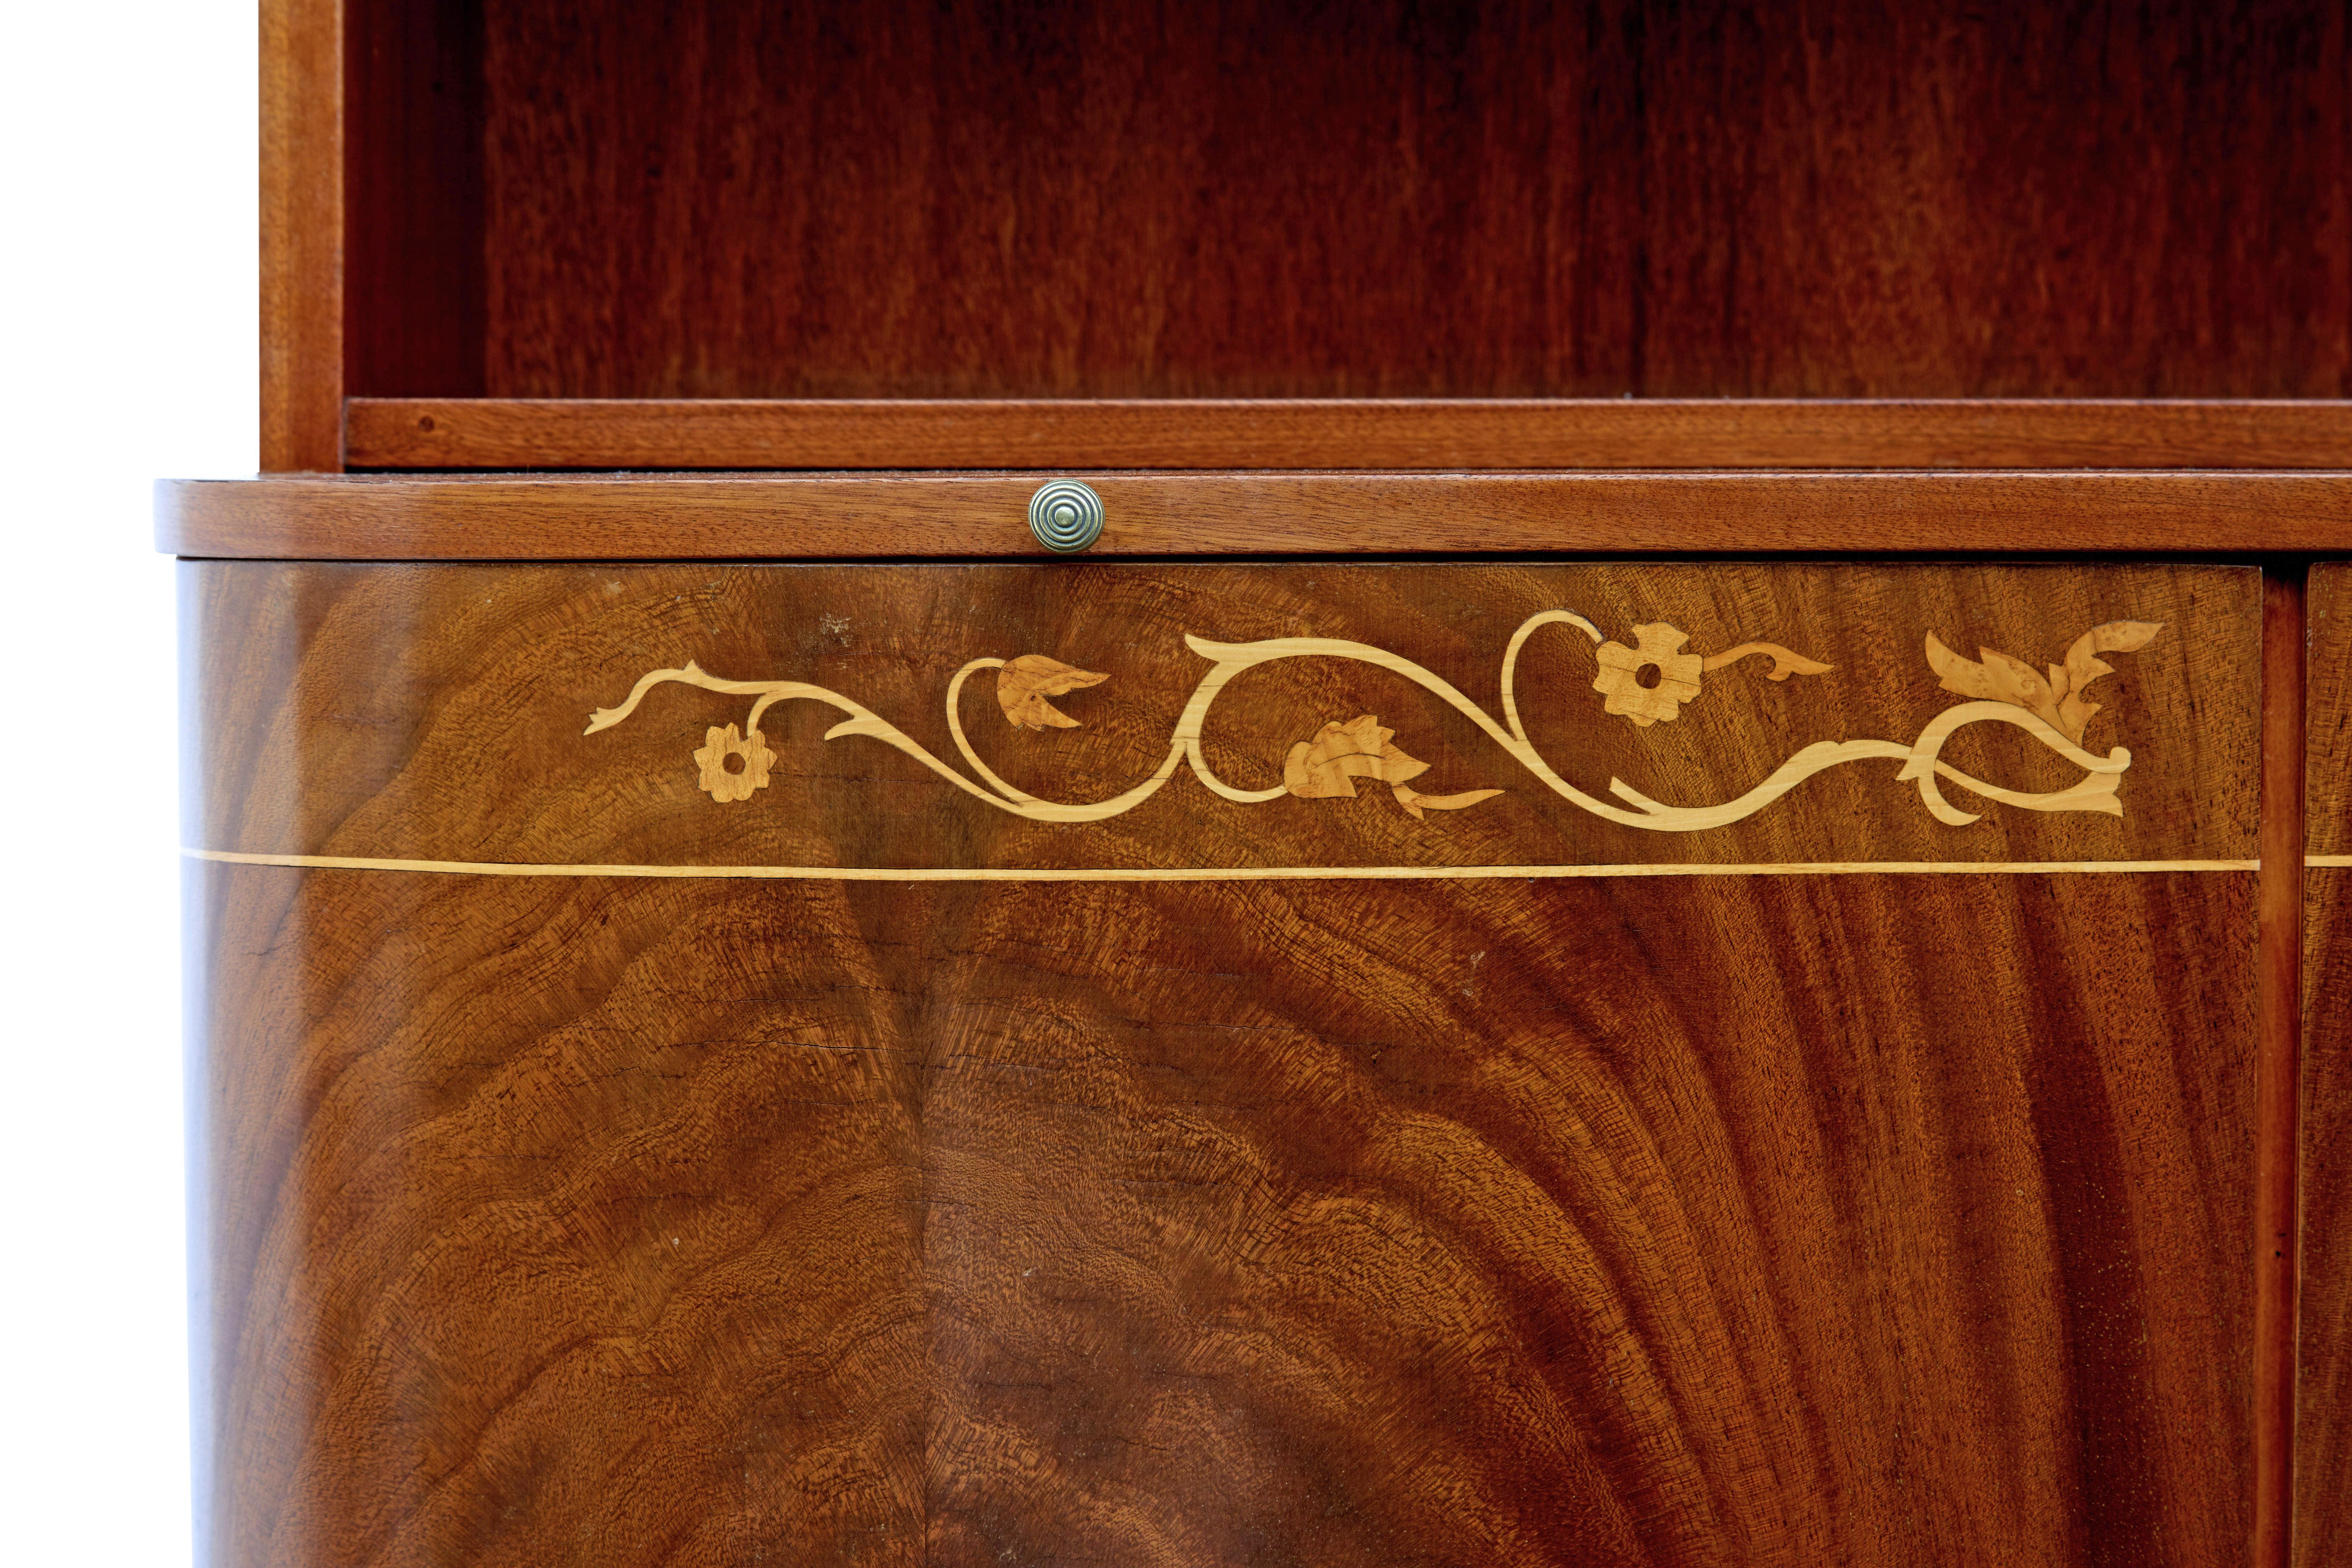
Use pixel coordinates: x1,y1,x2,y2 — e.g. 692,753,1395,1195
159,470,2352,560
346,398,2352,472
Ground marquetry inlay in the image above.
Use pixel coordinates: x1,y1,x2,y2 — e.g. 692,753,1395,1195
587,609,2161,835
183,561,2254,881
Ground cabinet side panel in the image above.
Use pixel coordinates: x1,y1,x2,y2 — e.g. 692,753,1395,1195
261,0,344,470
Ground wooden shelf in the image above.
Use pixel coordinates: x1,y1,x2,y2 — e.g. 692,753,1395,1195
346,398,2352,472
159,469,2352,561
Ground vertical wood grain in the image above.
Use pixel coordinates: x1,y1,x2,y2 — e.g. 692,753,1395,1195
2259,565,2308,1566
2297,564,2352,1568
262,0,344,471
453,0,2351,401
345,0,485,399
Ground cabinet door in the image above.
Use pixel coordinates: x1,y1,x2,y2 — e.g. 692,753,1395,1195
2303,563,2352,1568
184,560,2260,1568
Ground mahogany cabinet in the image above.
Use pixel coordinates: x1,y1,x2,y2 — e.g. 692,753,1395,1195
169,4,2351,1564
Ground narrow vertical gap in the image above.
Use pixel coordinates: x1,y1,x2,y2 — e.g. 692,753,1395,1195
2256,561,2307,1567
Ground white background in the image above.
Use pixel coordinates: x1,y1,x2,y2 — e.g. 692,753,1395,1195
0,4,253,1560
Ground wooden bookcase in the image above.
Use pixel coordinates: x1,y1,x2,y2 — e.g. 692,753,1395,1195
172,3,2349,1564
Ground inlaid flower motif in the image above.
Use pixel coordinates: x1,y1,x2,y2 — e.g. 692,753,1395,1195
693,723,775,802
1592,622,1705,727
997,655,1110,730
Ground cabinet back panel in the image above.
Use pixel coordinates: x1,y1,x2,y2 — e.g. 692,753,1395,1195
347,0,485,399
349,0,2351,400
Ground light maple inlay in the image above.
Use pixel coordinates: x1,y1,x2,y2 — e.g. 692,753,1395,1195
585,609,2160,836
183,849,2257,880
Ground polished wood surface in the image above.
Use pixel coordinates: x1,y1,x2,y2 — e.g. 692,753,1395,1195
261,0,342,471
155,471,2352,561
188,864,2257,1568
184,562,2257,870
344,398,2352,472
186,560,2262,1565
2300,562,2352,1567
383,0,2345,402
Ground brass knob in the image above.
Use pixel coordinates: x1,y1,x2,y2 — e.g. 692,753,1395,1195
1027,481,1104,554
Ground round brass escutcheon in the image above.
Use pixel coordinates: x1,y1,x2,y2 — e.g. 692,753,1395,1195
1027,480,1105,554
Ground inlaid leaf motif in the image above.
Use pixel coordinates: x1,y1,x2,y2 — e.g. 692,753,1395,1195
1923,621,2161,743
1923,634,2003,702
1980,647,2058,713
1283,714,1386,797
1699,642,1835,681
1283,715,1502,821
997,654,1109,730
2057,621,2163,741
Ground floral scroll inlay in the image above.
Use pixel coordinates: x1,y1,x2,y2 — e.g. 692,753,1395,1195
588,606,2162,834
1282,716,1504,820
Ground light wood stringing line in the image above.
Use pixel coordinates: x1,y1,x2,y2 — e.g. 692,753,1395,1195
184,850,2257,881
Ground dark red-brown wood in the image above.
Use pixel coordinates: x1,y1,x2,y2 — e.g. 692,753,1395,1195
332,0,2352,403
346,0,483,402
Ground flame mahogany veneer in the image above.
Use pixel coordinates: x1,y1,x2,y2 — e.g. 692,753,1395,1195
185,559,2270,1566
